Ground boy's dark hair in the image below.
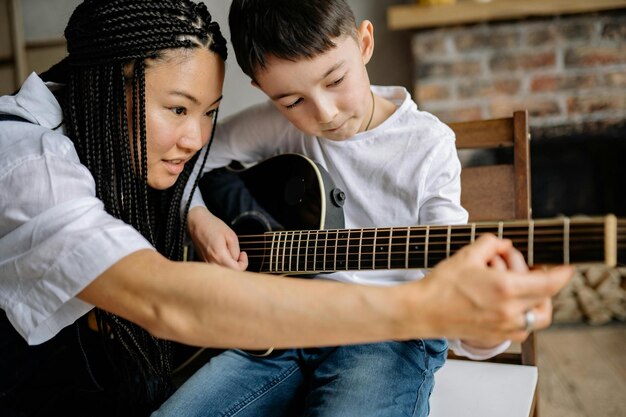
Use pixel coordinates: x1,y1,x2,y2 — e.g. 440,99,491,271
229,0,357,81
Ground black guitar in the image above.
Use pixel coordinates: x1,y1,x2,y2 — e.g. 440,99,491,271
198,153,626,274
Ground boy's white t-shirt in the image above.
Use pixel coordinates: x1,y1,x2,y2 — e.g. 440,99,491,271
189,85,508,359
192,85,467,284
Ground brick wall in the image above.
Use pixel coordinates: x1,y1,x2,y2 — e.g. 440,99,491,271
411,11,626,138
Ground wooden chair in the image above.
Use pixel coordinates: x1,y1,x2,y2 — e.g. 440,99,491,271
428,110,539,417
453,109,534,366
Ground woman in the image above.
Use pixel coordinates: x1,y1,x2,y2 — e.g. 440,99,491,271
0,0,572,416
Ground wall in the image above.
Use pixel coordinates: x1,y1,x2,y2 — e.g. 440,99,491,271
411,11,626,138
15,0,412,119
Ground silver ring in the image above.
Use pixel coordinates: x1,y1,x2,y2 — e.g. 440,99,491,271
523,309,536,332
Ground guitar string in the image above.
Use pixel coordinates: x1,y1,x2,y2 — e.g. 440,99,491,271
234,222,611,238
236,227,609,246
239,239,610,253
240,242,612,263
237,230,611,244
242,239,618,269
240,238,607,255
233,223,623,267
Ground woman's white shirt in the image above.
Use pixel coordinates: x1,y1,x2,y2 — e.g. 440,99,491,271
0,73,153,345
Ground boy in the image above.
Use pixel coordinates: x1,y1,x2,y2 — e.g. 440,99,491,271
179,1,511,415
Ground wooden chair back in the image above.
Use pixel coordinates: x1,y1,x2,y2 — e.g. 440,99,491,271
448,110,538,415
451,110,531,224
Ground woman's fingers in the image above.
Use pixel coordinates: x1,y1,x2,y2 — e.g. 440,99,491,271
427,234,573,342
237,251,249,271
505,298,554,341
511,265,574,299
459,234,513,265
499,246,529,273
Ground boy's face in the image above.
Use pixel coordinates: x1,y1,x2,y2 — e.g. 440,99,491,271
253,22,374,141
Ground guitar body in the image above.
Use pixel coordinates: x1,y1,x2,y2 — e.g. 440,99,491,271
199,153,346,235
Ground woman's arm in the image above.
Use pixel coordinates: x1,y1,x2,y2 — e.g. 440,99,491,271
78,235,573,349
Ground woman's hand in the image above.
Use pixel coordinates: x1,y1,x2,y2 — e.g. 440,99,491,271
461,241,529,349
187,206,248,271
412,234,573,343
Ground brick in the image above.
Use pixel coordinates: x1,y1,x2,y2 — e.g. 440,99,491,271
416,83,451,103
490,51,556,72
454,31,519,52
489,98,561,119
416,60,482,79
565,46,623,67
525,27,558,47
603,72,626,88
530,74,597,92
412,33,448,57
601,22,626,41
567,95,626,115
426,106,483,123
559,22,596,41
458,79,520,98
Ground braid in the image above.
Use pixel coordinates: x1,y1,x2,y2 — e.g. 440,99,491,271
42,0,228,410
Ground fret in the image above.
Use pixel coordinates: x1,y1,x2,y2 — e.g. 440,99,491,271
388,229,393,269
407,228,424,269
344,230,350,270
278,231,284,273
361,229,376,269
311,230,320,271
372,228,378,269
450,225,471,257
498,221,503,239
269,232,278,273
471,223,476,243
295,230,302,272
358,228,363,270
374,229,391,270
563,217,570,264
274,232,282,273
388,227,409,269
446,225,451,258
303,231,309,272
428,226,449,267
424,226,430,268
316,230,328,271
288,231,294,272
335,229,348,270
328,231,339,271
321,230,329,272
281,232,287,273
405,228,410,269
528,220,534,267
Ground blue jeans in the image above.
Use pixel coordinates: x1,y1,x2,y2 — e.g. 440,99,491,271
153,339,447,417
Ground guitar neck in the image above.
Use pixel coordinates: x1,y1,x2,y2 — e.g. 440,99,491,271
238,215,626,274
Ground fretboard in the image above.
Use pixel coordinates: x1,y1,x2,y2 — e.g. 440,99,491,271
238,215,626,274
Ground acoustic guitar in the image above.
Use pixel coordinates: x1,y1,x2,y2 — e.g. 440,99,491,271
198,153,626,273
186,153,626,361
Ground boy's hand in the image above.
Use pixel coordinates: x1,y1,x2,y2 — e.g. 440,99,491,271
187,206,248,271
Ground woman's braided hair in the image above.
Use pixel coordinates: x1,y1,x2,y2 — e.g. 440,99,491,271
41,0,227,409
